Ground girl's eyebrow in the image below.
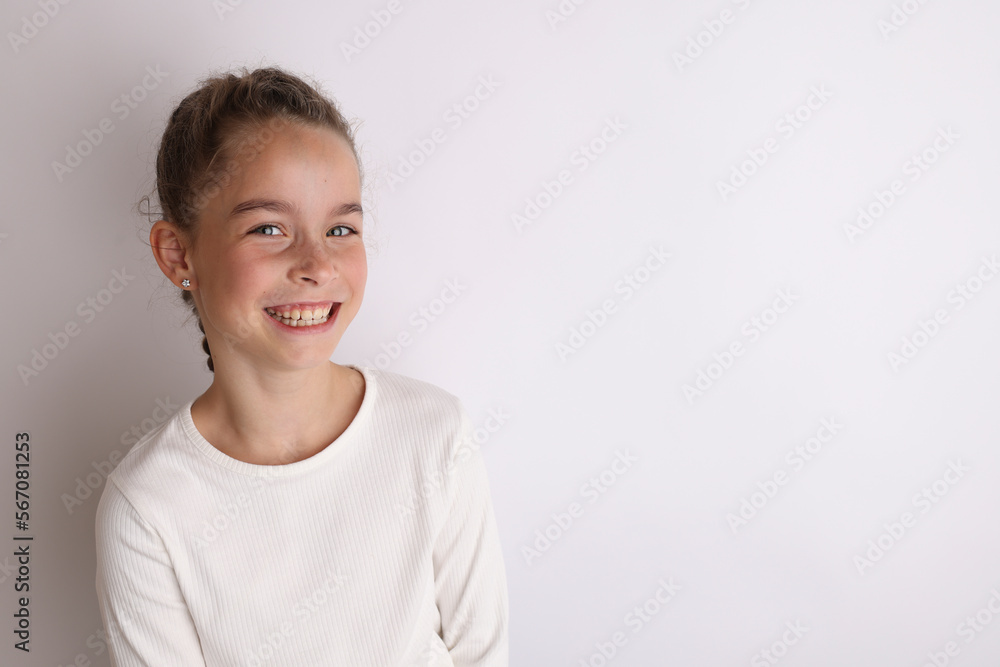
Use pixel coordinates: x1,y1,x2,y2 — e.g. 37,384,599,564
227,198,363,220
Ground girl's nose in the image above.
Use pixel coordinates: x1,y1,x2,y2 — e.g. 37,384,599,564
290,240,336,284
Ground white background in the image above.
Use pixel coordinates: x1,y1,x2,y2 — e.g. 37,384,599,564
2,0,1000,665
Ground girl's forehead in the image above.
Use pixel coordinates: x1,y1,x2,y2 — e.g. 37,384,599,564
265,122,352,152
196,124,360,222
208,156,360,221
245,129,356,176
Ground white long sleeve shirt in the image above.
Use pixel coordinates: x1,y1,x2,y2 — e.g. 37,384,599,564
94,364,508,666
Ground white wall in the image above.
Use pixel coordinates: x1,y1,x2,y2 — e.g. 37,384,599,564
2,0,999,665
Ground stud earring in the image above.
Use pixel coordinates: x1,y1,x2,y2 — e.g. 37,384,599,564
181,279,191,288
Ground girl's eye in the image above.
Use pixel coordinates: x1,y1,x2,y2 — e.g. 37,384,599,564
249,224,357,237
329,225,357,237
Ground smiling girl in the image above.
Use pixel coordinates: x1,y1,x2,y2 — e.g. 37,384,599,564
94,66,508,666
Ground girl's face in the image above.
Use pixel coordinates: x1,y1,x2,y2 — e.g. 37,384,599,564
188,121,366,373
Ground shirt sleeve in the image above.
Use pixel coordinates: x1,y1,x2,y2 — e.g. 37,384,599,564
95,477,207,667
432,403,510,667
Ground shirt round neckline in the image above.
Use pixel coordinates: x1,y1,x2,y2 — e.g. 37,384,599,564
179,363,377,477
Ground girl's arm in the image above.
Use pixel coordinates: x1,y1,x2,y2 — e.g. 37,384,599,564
95,478,207,666
432,404,510,666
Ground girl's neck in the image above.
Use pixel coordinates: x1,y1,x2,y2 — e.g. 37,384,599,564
189,361,365,465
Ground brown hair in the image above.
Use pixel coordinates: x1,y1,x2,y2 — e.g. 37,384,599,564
140,65,363,373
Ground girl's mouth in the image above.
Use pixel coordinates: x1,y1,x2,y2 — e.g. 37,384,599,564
264,303,339,330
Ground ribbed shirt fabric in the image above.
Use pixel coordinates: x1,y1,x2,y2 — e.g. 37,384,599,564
94,364,509,666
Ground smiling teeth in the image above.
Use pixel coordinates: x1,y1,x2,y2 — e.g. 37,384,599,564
265,305,334,327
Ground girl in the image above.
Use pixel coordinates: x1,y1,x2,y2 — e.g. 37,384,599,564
94,66,509,666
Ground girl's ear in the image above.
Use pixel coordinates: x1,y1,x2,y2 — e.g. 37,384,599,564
150,220,195,288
